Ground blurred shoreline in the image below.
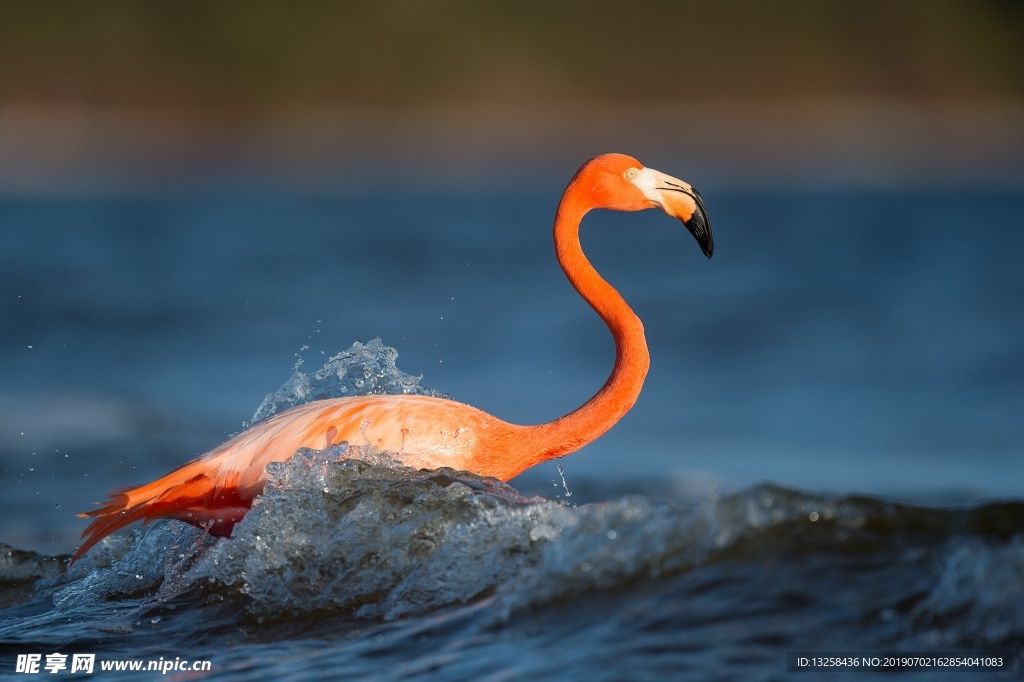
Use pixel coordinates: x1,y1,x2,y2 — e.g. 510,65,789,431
2,99,1022,194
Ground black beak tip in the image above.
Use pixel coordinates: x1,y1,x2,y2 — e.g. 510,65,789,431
683,187,713,259
684,211,714,259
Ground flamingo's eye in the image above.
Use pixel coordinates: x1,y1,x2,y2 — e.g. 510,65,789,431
625,168,640,180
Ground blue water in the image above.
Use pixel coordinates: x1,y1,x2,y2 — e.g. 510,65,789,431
1,188,1023,678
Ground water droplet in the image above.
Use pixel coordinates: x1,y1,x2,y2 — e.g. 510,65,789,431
556,462,573,500
606,530,617,540
808,511,819,522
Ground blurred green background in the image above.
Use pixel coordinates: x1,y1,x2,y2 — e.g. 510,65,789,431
1,0,1021,191
2,1,1021,108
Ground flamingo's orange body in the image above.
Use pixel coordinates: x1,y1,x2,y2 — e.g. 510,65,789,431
74,154,713,563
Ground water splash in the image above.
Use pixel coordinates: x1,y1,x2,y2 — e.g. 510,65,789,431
555,461,574,507
250,338,451,425
188,447,569,620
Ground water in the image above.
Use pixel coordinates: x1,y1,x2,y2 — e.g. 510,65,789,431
1,188,1023,678
2,447,1023,679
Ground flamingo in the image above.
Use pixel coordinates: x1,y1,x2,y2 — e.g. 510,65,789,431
73,153,713,563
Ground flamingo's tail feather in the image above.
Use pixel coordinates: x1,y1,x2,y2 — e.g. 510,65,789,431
72,458,249,564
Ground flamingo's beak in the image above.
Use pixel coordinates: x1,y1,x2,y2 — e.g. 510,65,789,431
636,168,714,259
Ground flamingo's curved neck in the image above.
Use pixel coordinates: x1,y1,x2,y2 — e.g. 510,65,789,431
514,184,650,472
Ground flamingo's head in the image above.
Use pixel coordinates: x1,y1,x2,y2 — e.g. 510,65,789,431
576,153,714,259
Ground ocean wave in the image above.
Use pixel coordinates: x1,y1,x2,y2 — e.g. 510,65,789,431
7,447,1020,653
